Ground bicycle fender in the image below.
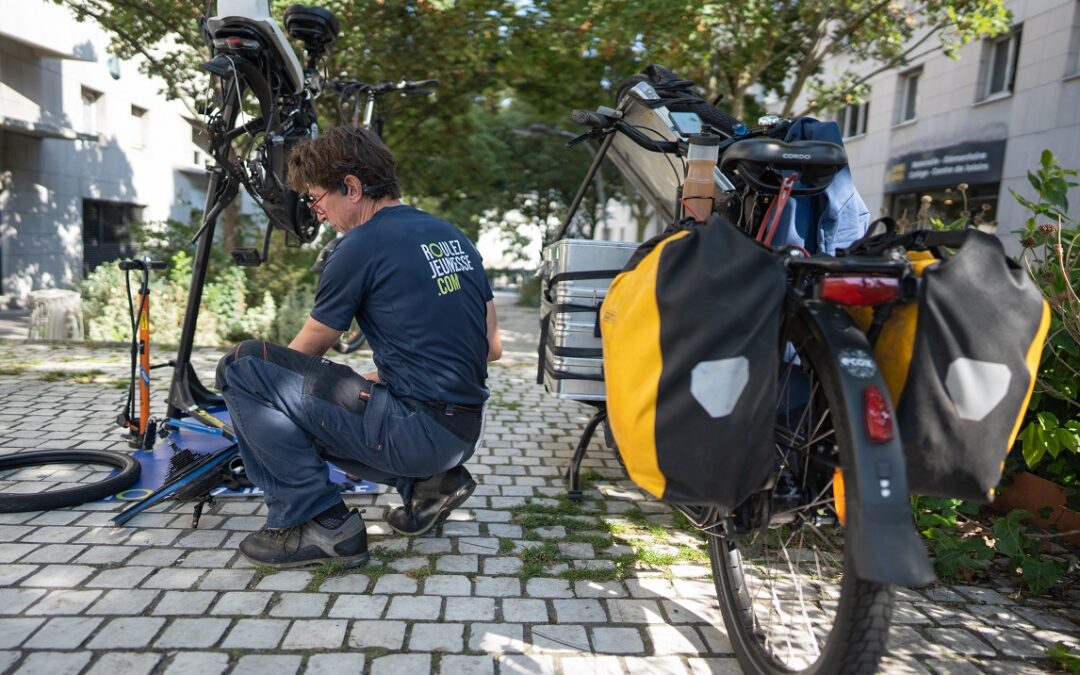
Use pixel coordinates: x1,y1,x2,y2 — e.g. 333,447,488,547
800,300,936,587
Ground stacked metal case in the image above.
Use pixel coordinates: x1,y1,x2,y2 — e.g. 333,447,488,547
538,238,639,401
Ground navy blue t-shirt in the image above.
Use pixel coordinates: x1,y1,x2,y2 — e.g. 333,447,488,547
311,205,493,405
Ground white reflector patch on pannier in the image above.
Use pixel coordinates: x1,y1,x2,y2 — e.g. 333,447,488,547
945,358,1011,421
691,357,749,418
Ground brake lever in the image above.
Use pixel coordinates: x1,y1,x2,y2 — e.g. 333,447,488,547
564,127,611,149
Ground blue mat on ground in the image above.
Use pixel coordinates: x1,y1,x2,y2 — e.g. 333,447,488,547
101,408,379,503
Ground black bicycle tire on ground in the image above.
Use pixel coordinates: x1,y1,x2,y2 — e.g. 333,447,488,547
0,450,141,513
332,327,367,354
708,311,895,675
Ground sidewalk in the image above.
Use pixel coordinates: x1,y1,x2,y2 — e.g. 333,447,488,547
0,295,1076,675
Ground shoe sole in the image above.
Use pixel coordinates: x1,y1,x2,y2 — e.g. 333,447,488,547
240,551,370,571
389,478,477,537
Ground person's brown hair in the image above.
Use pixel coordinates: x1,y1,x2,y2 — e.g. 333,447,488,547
286,126,401,199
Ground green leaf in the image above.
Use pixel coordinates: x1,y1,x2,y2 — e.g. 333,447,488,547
1055,427,1080,453
1027,169,1043,194
992,509,1034,561
1037,411,1060,429
1047,642,1080,675
1021,557,1065,595
1020,423,1045,468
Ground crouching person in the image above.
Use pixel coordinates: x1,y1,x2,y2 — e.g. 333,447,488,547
215,126,502,569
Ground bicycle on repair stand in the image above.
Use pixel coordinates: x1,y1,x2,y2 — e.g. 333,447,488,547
318,76,439,354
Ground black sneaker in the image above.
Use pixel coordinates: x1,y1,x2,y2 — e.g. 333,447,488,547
240,509,369,569
386,466,477,536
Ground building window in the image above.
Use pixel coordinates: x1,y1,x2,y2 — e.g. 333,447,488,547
130,105,147,148
1069,3,1080,77
81,87,103,135
980,26,1022,100
189,120,209,167
896,69,920,124
82,200,142,273
836,100,869,138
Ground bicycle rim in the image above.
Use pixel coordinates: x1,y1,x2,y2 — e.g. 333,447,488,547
709,317,894,675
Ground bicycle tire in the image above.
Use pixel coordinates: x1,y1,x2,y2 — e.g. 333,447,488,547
708,310,894,675
331,325,366,354
0,450,141,513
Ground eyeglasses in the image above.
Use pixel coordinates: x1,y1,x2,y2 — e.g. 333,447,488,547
302,189,330,212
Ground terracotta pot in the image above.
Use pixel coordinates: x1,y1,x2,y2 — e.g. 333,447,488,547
992,471,1080,546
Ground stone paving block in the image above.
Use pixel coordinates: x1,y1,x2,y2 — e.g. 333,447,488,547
592,627,651,657
411,537,453,554
372,573,417,594
436,554,479,573
176,529,228,548
141,568,204,589
19,526,85,544
687,657,743,675
87,617,166,649
386,595,441,620
438,655,495,675
468,623,525,653
317,573,370,593
497,654,556,674
923,628,996,657
459,537,502,555
441,522,480,537
370,654,431,675
560,656,624,675
305,653,366,675
11,651,92,675
327,593,388,619
23,616,103,649
125,548,182,567
122,528,180,546
926,660,987,675
501,598,549,623
953,586,1014,605
153,617,231,649
1013,606,1079,632
445,596,496,621
85,589,158,615
966,623,1044,657
574,580,627,598
0,618,44,648
554,598,607,623
878,656,934,674
409,622,464,652
269,592,328,618
1031,629,1080,649
530,624,591,654
254,570,312,591
0,566,39,587
475,575,521,597
347,620,408,649
152,590,216,615
0,543,36,563
280,619,347,649
221,618,289,649
607,598,666,623
84,652,162,675
178,549,234,568
661,598,725,626
26,512,81,527
423,574,472,596
24,589,101,615
72,542,136,561
19,564,94,587
19,544,86,564
86,566,155,588
232,654,302,675
211,591,272,616
198,569,255,591
0,652,16,674
526,578,573,598
647,624,707,655
620,656,691,674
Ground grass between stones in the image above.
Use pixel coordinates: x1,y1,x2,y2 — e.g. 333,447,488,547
304,560,349,591
510,491,709,580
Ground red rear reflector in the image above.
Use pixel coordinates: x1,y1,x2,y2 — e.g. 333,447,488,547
863,385,894,443
214,37,261,50
819,276,899,306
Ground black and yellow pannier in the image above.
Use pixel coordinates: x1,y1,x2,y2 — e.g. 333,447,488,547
600,216,786,507
846,226,1051,502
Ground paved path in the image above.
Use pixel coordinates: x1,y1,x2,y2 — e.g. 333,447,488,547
0,295,1077,675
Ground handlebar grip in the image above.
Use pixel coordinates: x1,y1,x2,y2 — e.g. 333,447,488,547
709,107,747,138
571,109,610,128
118,260,166,271
408,78,440,90
149,261,167,270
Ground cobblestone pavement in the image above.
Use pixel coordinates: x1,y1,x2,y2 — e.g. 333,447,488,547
0,295,1077,675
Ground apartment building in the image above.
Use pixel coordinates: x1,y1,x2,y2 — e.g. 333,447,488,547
806,0,1080,247
0,1,212,301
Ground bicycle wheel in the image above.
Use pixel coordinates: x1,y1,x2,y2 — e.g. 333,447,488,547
332,322,367,354
0,450,141,513
708,313,894,675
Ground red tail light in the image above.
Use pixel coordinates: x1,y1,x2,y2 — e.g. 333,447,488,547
214,37,262,51
863,385,894,443
819,276,899,306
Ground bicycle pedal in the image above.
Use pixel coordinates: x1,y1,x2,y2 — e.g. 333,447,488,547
230,248,262,266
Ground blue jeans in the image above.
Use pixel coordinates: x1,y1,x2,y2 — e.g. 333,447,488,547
215,341,481,528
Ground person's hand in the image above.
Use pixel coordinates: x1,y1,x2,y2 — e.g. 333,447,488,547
363,371,380,382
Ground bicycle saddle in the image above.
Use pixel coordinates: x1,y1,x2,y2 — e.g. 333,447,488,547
284,5,340,53
720,138,847,196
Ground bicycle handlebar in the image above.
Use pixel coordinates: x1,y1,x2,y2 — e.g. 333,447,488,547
118,260,166,271
330,78,441,97
570,108,610,128
569,109,679,154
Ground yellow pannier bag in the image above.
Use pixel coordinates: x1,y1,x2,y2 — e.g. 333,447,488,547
846,227,1050,502
600,216,786,507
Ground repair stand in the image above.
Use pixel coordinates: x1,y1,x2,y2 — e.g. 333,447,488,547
565,403,608,501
